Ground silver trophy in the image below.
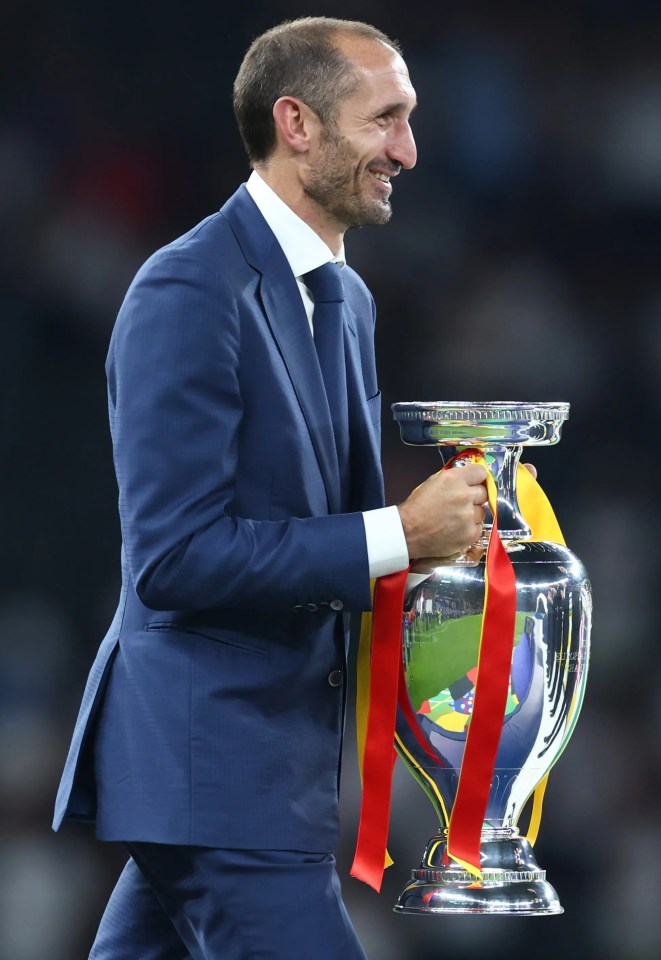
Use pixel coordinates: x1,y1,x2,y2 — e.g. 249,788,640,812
391,402,591,916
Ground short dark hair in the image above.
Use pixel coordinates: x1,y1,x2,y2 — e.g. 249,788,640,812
233,17,401,164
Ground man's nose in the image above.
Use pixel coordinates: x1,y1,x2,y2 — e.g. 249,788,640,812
388,122,417,170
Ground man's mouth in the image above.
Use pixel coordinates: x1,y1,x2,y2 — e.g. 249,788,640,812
368,169,393,196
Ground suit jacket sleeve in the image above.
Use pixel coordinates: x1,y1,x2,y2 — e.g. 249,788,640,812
107,248,373,613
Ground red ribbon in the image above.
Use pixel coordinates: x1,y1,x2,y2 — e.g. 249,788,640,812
350,569,409,891
446,491,517,875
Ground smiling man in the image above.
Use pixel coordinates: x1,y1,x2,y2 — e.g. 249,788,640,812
54,17,487,960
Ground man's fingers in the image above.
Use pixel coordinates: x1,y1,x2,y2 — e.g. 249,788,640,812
459,463,488,484
454,462,537,483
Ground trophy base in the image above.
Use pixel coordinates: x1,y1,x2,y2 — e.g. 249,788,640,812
393,830,563,917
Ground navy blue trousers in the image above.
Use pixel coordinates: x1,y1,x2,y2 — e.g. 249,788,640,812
90,844,367,960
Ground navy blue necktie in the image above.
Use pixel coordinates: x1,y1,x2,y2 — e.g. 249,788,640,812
303,262,350,504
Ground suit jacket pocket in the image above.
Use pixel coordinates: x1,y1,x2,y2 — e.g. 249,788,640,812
145,621,270,657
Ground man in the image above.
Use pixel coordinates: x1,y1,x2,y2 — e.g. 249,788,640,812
54,17,488,959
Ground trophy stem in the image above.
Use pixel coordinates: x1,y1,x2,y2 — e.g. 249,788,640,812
394,828,563,916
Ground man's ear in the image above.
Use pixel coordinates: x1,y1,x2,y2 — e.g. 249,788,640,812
272,97,319,154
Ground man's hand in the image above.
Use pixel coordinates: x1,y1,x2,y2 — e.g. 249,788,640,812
397,464,488,560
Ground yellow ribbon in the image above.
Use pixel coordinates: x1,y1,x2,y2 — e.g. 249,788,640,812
515,464,565,844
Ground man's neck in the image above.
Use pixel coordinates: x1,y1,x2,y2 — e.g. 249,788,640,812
253,163,345,256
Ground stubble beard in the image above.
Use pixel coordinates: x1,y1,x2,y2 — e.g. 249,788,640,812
303,127,392,229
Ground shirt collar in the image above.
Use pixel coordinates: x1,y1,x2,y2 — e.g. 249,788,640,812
245,170,346,278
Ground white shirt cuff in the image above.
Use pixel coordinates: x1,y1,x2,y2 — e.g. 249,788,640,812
362,506,410,579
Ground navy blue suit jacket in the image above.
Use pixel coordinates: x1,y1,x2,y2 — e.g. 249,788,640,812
53,185,385,853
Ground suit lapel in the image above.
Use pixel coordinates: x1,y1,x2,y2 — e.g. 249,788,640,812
220,187,342,514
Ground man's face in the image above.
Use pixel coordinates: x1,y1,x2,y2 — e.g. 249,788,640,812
303,39,417,230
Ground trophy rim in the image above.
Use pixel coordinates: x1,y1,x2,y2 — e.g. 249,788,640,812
391,401,570,423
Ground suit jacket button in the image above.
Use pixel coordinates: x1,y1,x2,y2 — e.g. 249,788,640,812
305,602,319,612
329,599,344,611
328,669,343,688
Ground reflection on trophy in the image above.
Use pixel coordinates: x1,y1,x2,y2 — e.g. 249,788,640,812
391,402,592,916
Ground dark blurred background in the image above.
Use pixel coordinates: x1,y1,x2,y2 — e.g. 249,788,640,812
1,0,660,956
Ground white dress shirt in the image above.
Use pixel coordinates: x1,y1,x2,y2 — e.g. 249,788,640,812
245,171,409,579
